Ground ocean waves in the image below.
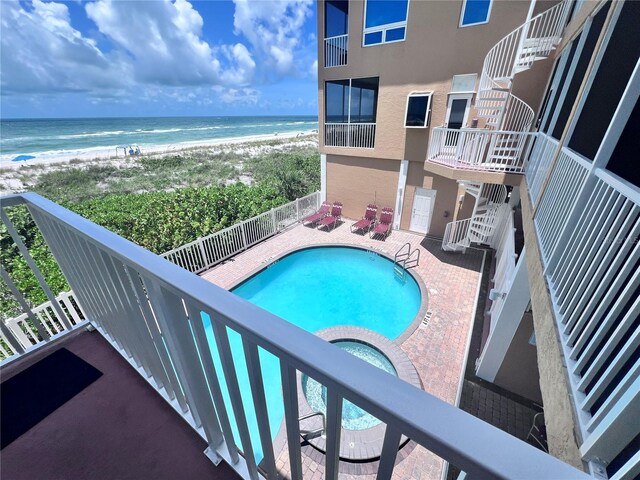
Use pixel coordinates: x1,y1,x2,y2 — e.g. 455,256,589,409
0,116,318,160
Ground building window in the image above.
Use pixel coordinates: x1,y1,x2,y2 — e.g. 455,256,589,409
542,37,580,134
568,1,640,160
551,2,609,140
326,77,379,123
605,99,639,188
325,77,379,148
451,73,477,94
459,0,493,27
405,92,432,128
363,0,409,46
325,0,348,38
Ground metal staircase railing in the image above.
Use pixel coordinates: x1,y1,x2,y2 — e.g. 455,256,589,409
429,1,572,172
442,182,509,252
477,0,572,131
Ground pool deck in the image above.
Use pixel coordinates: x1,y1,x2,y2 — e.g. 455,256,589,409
201,220,486,480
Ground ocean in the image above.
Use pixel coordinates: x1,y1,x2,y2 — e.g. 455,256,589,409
0,116,318,162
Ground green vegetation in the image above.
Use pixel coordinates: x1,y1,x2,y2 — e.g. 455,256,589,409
15,139,318,204
1,142,320,319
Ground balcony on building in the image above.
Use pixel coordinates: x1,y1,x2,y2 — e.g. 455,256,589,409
0,192,591,480
324,77,378,149
323,0,348,68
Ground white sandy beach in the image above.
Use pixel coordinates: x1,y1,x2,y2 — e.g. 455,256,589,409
0,130,318,193
0,129,317,169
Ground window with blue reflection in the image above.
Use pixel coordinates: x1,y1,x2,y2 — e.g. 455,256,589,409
363,0,409,46
364,31,383,46
385,27,405,42
325,78,379,124
325,0,348,38
325,80,350,123
460,0,492,27
365,0,409,28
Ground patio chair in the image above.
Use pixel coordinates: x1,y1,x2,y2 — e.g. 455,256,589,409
302,201,331,226
351,204,378,234
318,202,343,231
370,207,393,239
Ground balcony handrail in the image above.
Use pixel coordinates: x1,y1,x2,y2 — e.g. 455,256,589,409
323,33,347,41
324,122,376,149
1,290,86,355
323,34,348,68
427,127,537,173
0,192,590,480
433,126,537,136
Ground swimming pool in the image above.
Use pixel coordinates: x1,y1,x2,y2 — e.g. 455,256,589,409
202,246,422,461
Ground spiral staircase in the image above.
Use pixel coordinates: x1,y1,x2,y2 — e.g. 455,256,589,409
440,0,573,251
442,182,508,252
427,0,574,173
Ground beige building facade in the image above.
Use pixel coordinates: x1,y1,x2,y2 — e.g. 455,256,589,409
318,0,557,236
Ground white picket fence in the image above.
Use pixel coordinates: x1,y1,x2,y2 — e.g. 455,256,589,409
161,192,320,274
1,291,86,358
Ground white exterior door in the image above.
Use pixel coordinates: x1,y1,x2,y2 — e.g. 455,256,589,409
410,188,435,234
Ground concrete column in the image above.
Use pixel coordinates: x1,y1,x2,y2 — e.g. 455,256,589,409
509,186,521,207
320,154,327,202
476,248,531,382
394,160,409,230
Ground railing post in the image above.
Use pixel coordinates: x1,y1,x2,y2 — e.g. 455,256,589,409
1,210,72,329
270,208,277,233
197,238,209,270
240,221,248,251
296,198,300,220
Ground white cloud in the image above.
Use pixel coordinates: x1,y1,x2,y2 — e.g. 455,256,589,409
1,0,317,115
1,0,256,95
217,43,256,86
309,60,318,79
85,0,255,86
0,0,128,93
233,0,313,76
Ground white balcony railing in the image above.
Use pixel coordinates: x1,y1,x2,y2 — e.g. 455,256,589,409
427,127,536,173
525,133,560,207
0,192,589,480
324,122,375,149
534,147,590,260
1,291,86,359
529,138,640,475
161,192,320,274
324,34,348,68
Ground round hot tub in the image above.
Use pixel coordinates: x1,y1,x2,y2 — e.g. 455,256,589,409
296,327,421,461
302,340,397,431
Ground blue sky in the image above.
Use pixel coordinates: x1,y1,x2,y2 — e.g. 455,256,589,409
0,0,318,118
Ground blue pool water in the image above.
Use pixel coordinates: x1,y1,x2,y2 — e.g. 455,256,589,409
202,247,421,461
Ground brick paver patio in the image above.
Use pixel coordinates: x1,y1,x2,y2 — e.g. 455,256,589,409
201,219,486,479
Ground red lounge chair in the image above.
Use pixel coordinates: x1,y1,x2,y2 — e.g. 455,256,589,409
351,204,378,233
302,201,331,226
370,207,393,239
318,202,343,231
